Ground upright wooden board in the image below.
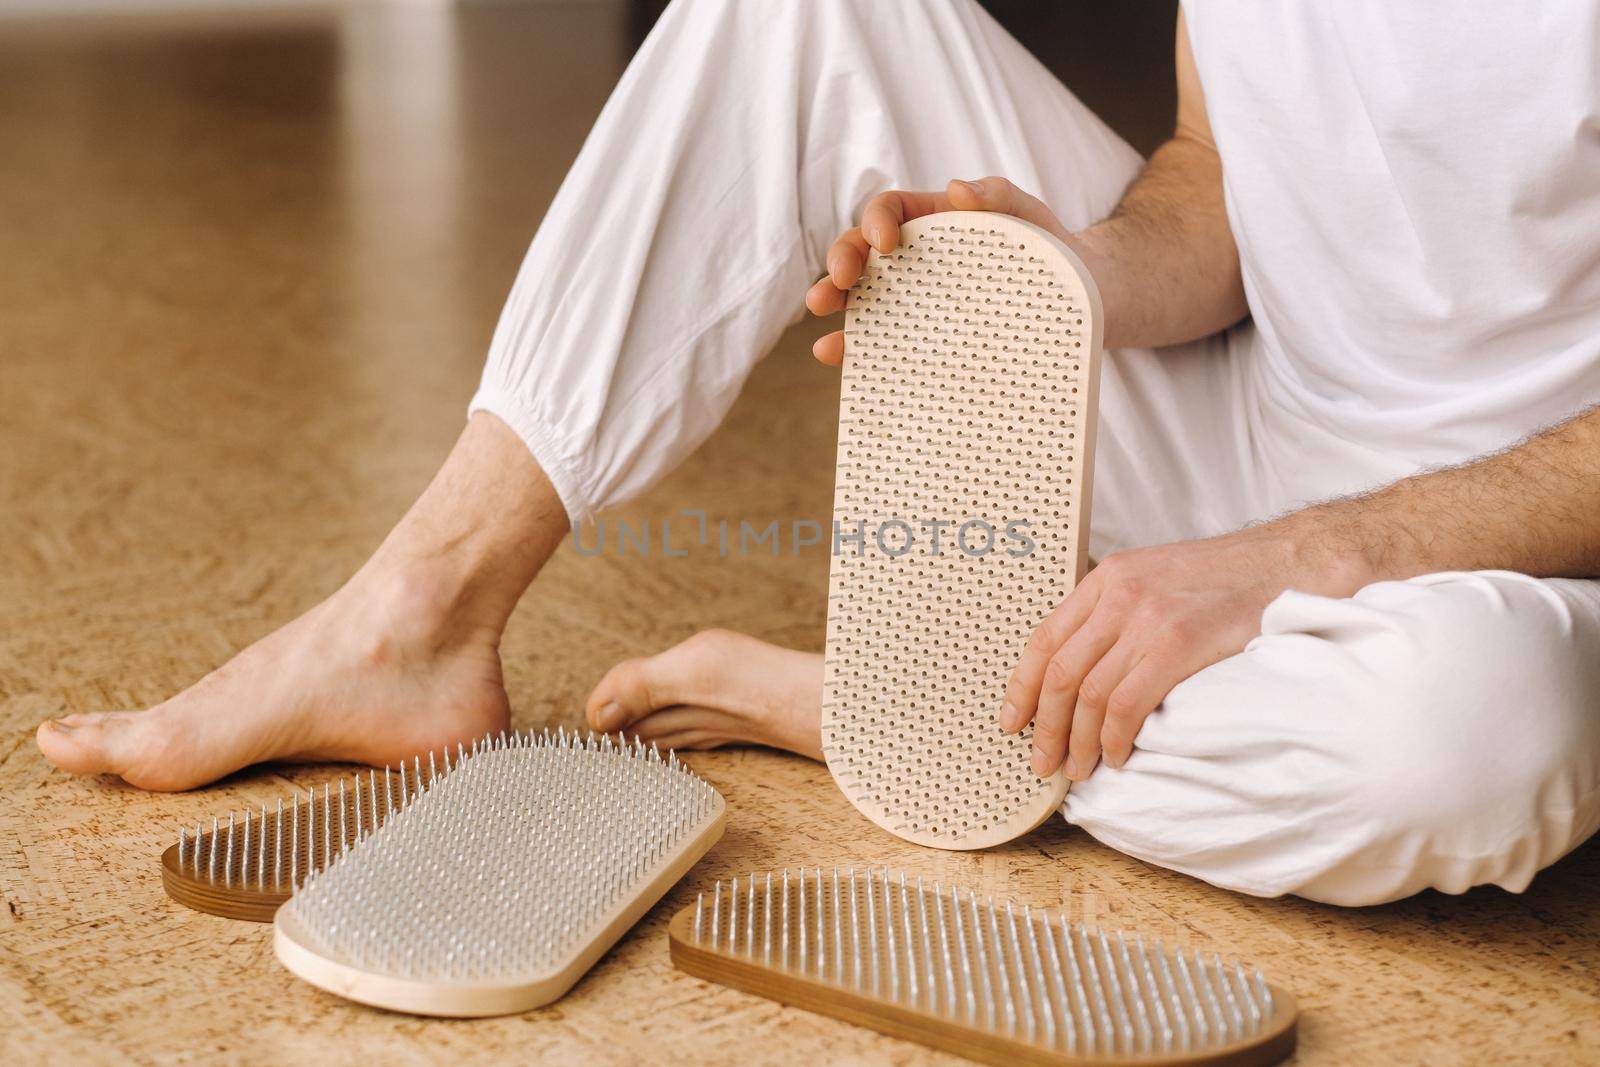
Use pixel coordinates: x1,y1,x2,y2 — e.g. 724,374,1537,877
823,212,1103,850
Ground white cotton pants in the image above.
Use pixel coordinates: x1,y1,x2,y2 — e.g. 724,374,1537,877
470,0,1600,905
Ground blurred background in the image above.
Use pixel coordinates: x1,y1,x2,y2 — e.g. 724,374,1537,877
0,0,1176,732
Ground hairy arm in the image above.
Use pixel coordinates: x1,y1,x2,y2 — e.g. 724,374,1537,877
806,11,1243,356
1000,405,1600,780
1072,9,1245,349
1290,405,1600,585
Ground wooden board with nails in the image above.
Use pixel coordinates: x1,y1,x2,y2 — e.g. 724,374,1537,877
160,761,434,921
272,733,728,1017
823,212,1102,850
667,869,1296,1066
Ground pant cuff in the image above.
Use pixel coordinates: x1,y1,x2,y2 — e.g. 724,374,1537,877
467,385,592,526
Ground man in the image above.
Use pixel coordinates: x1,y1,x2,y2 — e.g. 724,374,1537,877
38,1,1600,905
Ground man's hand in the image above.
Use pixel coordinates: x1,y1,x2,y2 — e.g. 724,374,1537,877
1003,389,1600,780
805,176,1092,365
998,523,1355,779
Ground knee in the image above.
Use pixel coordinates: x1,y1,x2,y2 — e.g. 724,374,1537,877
1271,572,1600,903
1067,573,1599,905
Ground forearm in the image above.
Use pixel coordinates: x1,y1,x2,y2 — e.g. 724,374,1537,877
1070,134,1247,350
1268,405,1600,594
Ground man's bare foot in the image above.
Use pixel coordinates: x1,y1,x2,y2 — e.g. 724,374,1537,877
36,413,569,791
36,575,512,791
584,629,824,760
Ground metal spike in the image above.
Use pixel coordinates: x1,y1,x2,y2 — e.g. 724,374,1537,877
1173,946,1202,1046
970,893,996,1032
275,798,283,889
1215,952,1244,1038
780,870,790,967
308,788,319,880
224,814,234,887
948,886,974,1023
1098,930,1127,1050
729,877,738,953
177,826,186,870
1154,940,1190,1053
1138,936,1173,1051
694,892,704,943
899,873,918,1009
763,873,773,965
1069,922,1105,1054
1194,948,1225,1039
1005,903,1034,1041
1255,967,1274,1021
745,874,755,955
1115,931,1152,1053
799,866,809,973
711,881,721,945
815,868,825,977
880,868,897,1002
322,783,331,870
1039,909,1075,1052
832,869,844,985
291,794,299,889
1082,927,1117,1054
986,898,1015,1036
849,869,863,990
920,877,942,1015
338,779,347,856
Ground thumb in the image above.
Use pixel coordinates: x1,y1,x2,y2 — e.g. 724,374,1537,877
947,176,1068,239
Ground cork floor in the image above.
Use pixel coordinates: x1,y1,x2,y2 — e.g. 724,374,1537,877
2,5,1596,1065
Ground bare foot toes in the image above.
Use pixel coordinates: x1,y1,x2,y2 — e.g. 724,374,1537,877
584,629,823,759
36,711,148,778
35,575,512,791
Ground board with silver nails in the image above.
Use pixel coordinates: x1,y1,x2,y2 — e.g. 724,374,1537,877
668,867,1296,1066
274,728,725,1016
161,748,455,921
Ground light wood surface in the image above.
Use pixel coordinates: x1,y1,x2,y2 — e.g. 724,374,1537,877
824,213,1099,850
1,5,1596,1065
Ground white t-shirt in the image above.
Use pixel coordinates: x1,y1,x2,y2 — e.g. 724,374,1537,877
1182,2,1600,464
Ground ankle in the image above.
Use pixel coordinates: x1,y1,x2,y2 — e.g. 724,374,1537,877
341,560,506,653
355,413,569,635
